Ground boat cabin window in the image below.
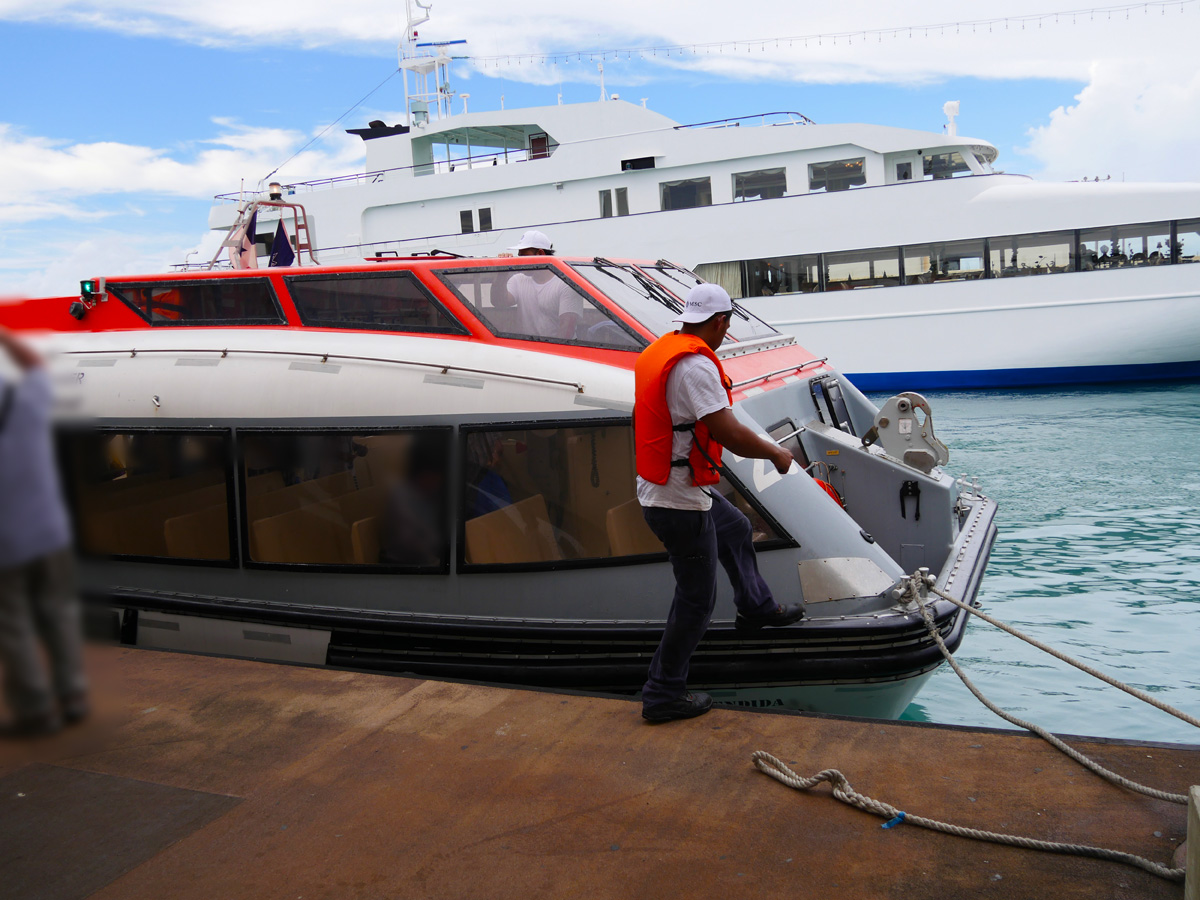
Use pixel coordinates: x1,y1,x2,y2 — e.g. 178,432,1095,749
659,177,712,211
1078,222,1171,269
695,255,821,299
60,430,234,563
923,151,971,179
460,422,785,569
570,262,777,342
808,158,866,193
825,248,901,291
110,279,285,326
240,429,451,570
903,239,987,284
990,230,1075,277
1176,219,1200,263
599,188,630,218
733,168,787,201
436,265,644,350
284,271,468,334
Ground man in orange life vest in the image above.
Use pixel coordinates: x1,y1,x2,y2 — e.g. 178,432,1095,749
635,284,804,723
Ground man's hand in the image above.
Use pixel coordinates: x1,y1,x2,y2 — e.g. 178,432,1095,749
701,408,794,474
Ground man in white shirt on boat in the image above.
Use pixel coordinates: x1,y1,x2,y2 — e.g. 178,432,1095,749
493,231,583,341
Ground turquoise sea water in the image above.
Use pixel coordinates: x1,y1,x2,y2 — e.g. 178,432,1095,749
889,383,1200,745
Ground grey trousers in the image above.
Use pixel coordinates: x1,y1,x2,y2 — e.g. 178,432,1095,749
0,548,87,720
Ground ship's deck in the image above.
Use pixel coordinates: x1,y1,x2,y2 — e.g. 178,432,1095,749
1,645,1195,899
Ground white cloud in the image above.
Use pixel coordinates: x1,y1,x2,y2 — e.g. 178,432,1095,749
1,1,1196,83
1019,58,1200,182
0,121,363,224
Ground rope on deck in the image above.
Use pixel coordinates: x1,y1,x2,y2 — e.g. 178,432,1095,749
750,751,1185,883
751,570,1197,883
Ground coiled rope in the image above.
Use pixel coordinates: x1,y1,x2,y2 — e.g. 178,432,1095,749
750,752,1184,882
751,572,1196,882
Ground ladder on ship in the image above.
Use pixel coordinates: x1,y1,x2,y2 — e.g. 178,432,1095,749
208,200,319,270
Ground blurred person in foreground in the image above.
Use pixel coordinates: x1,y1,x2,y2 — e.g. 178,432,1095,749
0,326,87,737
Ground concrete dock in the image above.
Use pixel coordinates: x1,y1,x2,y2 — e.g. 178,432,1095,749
2,646,1196,899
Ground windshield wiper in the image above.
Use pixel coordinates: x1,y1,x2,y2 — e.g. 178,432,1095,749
647,259,752,322
590,257,682,314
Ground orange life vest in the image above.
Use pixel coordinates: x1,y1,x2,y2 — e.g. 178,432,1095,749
634,332,733,486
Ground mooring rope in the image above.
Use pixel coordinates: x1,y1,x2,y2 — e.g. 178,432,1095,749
913,577,1191,804
750,752,1185,882
926,581,1200,731
751,571,1195,882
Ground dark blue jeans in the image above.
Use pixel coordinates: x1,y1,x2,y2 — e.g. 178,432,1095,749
640,490,776,708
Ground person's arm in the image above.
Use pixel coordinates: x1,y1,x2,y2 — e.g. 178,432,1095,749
0,327,43,371
701,408,793,474
489,273,517,308
555,311,581,340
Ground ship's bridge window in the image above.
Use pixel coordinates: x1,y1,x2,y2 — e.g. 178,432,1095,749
659,177,712,211
825,248,901,290
60,429,234,563
903,239,987,284
1175,219,1200,264
284,271,468,334
436,265,645,350
808,158,866,192
923,151,970,179
240,429,451,570
1078,222,1172,269
110,279,284,326
990,230,1075,277
459,422,786,570
570,261,777,342
734,168,787,201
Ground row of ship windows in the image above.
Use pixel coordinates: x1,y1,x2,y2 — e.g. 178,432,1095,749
692,218,1200,298
63,426,783,572
455,154,965,233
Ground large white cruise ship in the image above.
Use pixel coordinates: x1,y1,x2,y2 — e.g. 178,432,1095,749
208,4,1200,390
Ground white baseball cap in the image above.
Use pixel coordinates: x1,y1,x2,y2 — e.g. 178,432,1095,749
507,230,553,252
674,283,733,324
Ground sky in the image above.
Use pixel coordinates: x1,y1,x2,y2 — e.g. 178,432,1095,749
1,0,1197,296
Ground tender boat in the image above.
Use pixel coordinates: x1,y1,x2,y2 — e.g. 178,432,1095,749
2,252,996,718
205,4,1200,390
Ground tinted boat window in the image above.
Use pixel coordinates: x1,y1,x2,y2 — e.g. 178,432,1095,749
990,231,1075,277
903,239,987,284
241,429,451,570
1176,219,1200,263
61,430,233,562
1079,222,1172,269
110,279,284,325
436,265,644,350
285,271,467,333
460,422,784,569
825,248,901,290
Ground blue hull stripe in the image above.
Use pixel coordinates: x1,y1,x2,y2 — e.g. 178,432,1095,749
846,360,1200,392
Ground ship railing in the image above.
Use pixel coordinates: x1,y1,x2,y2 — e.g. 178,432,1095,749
675,111,815,130
212,149,537,204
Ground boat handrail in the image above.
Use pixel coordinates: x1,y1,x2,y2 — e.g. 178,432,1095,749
61,347,590,394
730,357,827,389
674,111,815,130
716,334,797,359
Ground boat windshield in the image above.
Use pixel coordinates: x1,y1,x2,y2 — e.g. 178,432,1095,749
569,261,778,341
435,265,645,350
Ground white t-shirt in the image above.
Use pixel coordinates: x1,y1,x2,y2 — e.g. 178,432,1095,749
506,273,585,339
636,354,730,511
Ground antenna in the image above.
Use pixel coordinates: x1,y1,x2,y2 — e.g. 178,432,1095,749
598,61,607,101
